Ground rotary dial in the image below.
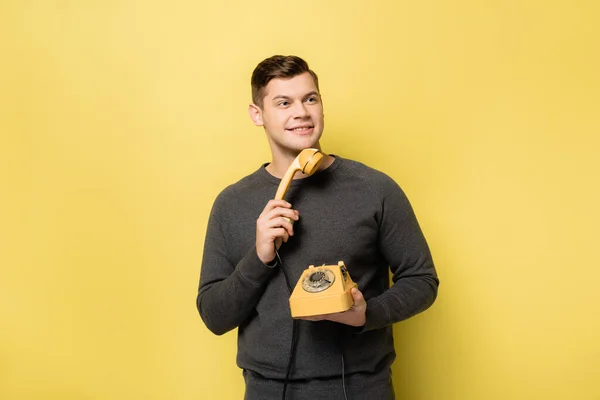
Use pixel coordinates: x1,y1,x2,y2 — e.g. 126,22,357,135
302,268,335,293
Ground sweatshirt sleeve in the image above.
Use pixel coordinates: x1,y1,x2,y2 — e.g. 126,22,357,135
196,191,277,335
361,177,439,332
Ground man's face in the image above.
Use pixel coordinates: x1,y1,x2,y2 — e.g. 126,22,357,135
251,72,324,157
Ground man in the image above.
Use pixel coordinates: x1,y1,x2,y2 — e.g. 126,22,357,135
197,55,438,399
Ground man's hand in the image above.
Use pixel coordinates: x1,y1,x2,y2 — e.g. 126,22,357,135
297,287,367,327
256,199,299,264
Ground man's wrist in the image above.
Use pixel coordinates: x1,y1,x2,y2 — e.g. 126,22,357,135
263,257,278,268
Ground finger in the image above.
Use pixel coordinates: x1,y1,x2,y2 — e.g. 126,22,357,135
257,212,297,233
298,315,325,321
351,288,366,306
261,200,292,215
316,313,345,324
271,227,289,243
264,207,299,222
265,217,295,237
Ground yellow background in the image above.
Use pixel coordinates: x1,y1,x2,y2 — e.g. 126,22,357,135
1,1,599,399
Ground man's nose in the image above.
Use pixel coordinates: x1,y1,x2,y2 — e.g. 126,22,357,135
292,102,310,118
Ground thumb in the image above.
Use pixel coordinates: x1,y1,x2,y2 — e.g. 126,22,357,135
351,287,366,306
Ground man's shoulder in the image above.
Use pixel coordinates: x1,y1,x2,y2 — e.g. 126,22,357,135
211,166,270,208
222,168,262,193
337,157,399,188
337,156,410,210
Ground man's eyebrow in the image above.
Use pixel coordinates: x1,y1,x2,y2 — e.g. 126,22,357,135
271,91,320,101
272,95,291,101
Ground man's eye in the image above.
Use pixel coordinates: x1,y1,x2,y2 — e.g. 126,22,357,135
278,101,289,107
306,97,317,103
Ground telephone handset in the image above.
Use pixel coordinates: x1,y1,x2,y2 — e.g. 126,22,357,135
273,148,358,318
273,148,325,249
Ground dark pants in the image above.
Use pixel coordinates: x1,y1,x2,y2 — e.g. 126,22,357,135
243,370,395,400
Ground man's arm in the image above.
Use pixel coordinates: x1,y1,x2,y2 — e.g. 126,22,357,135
197,248,276,335
296,176,438,330
361,177,439,331
197,196,298,335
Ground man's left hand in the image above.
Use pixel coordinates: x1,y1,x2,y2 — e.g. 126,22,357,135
296,287,367,327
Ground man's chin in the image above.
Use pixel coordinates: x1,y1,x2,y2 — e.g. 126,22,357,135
290,142,320,152
269,134,322,155
289,135,322,150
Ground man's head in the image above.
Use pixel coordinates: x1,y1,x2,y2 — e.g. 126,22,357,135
249,55,325,160
251,55,320,109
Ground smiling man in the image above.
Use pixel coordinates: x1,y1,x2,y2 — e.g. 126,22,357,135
197,55,439,399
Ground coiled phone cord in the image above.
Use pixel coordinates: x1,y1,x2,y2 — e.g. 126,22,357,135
340,337,349,400
274,248,298,400
274,247,349,400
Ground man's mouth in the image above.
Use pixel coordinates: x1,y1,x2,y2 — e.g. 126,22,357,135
286,126,313,133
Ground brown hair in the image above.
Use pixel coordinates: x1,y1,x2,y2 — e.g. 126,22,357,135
251,55,319,108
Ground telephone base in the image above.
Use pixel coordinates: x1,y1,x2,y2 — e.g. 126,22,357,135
290,287,356,318
289,261,357,318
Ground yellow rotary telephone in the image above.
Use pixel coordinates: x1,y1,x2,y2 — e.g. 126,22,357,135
273,148,358,318
289,261,357,318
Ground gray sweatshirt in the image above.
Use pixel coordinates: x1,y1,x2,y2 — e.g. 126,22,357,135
197,156,438,382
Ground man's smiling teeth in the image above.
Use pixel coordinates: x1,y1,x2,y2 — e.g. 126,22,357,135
290,127,311,131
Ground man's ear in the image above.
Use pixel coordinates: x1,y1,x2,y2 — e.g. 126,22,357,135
248,104,263,126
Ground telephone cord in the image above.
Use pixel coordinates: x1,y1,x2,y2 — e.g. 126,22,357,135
275,248,298,400
275,247,349,400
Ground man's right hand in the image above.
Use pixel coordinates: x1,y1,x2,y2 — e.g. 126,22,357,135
256,200,299,264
